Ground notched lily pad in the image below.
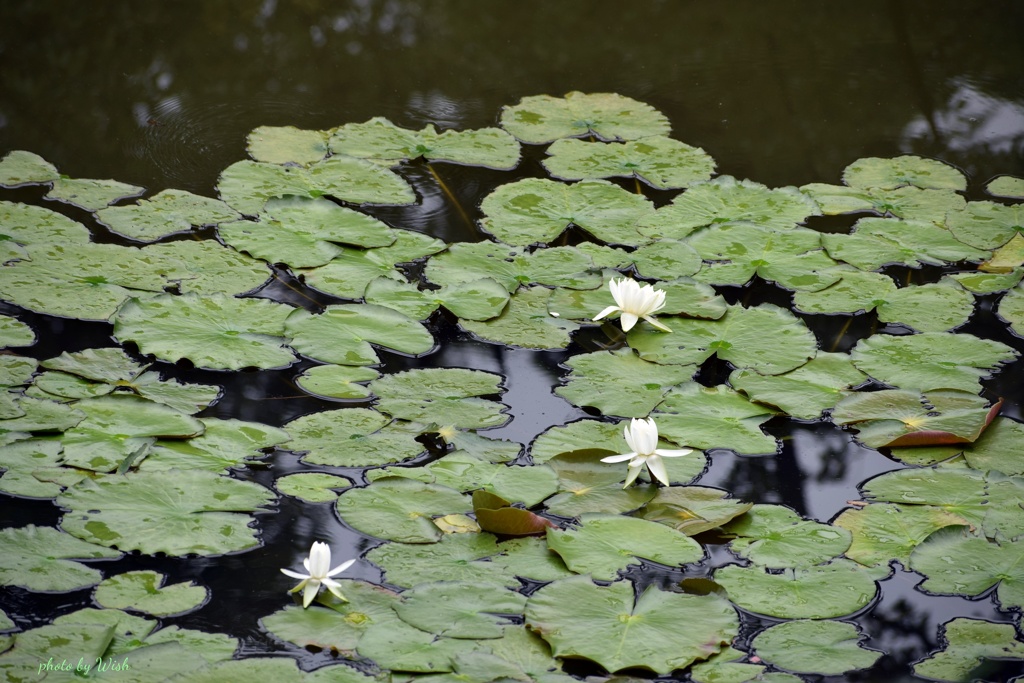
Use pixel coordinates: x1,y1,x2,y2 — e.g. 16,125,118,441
286,303,434,366
96,189,241,242
425,242,601,293
638,486,753,536
910,526,1024,610
460,286,580,350
0,150,59,186
946,200,1024,249
286,407,423,468
0,315,34,348
500,91,671,144
370,367,507,429
730,352,867,420
653,383,779,456
834,503,968,567
543,136,715,190
393,581,526,639
913,618,1024,682
246,125,329,166
94,570,208,617
0,524,121,592
842,156,966,191
295,364,379,400
752,619,881,675
335,477,470,543
722,504,852,568
47,176,145,211
275,472,352,503
473,490,554,537
822,217,989,270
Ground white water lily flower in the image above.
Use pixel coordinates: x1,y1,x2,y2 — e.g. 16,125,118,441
280,541,355,608
601,417,692,487
592,277,671,332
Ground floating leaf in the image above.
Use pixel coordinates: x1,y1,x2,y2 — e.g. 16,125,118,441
723,504,852,568
556,348,696,418
0,525,120,592
546,513,704,580
246,125,328,165
638,486,753,536
330,117,520,169
998,282,1024,336
752,620,881,675
946,200,1024,249
910,526,1024,609
653,383,778,455
801,183,966,223
951,267,1024,294
425,242,601,293
500,92,670,144
842,156,966,191
850,332,1018,392
987,176,1024,198
58,469,276,556
0,150,59,186
356,619,480,673
548,275,727,322
629,304,817,375
955,416,1024,475
874,279,976,332
217,158,415,215
96,189,241,242
141,417,290,472
480,177,653,247
530,420,624,464
443,429,523,464
525,576,738,674
172,658,376,683
859,468,993,533
286,408,423,468
94,571,207,617
0,200,91,246
730,352,867,420
981,233,1024,273
822,217,989,270
913,618,1024,682
370,368,507,429
637,176,821,238
285,303,434,366
714,560,886,619
834,503,968,567
543,136,714,190
275,473,352,503
0,316,34,348
685,222,841,290
543,449,661,517
296,364,378,400
0,438,67,499
473,490,554,536
792,269,897,315
460,286,580,350
0,395,84,432
367,533,507,588
393,581,526,639
831,389,999,448
114,293,295,370
364,276,509,321
689,646,768,683
336,477,470,543
143,238,272,296
46,177,145,211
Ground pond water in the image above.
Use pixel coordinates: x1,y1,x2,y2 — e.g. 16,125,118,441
2,2,1024,682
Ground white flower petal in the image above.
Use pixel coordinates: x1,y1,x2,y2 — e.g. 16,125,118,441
593,305,621,322
646,454,670,486
601,452,637,463
644,315,672,333
631,418,659,455
280,568,310,580
623,462,644,488
655,447,693,458
301,580,321,608
620,312,639,331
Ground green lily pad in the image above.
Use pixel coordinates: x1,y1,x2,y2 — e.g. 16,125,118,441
172,658,376,683
0,395,84,432
296,364,379,400
546,513,704,580
262,579,402,651
801,183,966,223
336,477,470,543
275,472,352,502
914,618,1024,682
301,234,445,301
142,238,272,296
946,201,1024,249
543,136,714,190
987,176,1024,198
637,176,821,239
689,646,771,683
439,429,522,464
96,189,241,242
548,275,727,322
0,316,34,348
425,242,601,293
330,117,520,170
286,303,434,366
629,304,817,375
364,275,510,321
367,533,508,588
141,417,289,472
638,486,753,536
0,438,68,499
555,348,696,418
910,526,1024,609
822,217,989,270
59,395,204,473
480,177,653,246
530,419,624,464
370,368,507,429
956,416,1024,474
46,177,145,211
246,125,329,165
834,503,968,567
722,504,852,568
850,332,1018,392
543,450,662,517
525,576,738,675
0,150,59,186
832,389,999,448
447,625,570,683
357,619,481,673
460,286,580,349
285,408,423,467
500,92,670,144
393,581,526,639
629,239,703,279
685,222,841,290
752,620,881,675
714,560,887,619
217,157,415,216
1,355,36,389
0,200,91,246
0,525,121,592
653,383,779,455
41,346,144,383
842,156,967,191
730,352,867,420
114,293,295,370
998,282,1024,336
792,269,898,315
94,571,208,617
58,469,276,556
874,278,976,332
949,268,1024,294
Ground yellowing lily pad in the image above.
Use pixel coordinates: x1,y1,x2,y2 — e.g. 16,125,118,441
638,486,753,536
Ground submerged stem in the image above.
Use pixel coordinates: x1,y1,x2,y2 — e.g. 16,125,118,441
634,176,644,195
829,316,854,352
427,162,473,231
273,271,321,307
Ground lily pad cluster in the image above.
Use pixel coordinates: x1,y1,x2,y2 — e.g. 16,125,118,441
1,93,1023,682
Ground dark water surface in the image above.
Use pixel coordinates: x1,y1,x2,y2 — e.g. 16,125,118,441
2,2,1024,682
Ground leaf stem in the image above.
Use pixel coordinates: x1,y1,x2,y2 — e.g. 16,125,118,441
634,177,644,195
427,162,473,231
